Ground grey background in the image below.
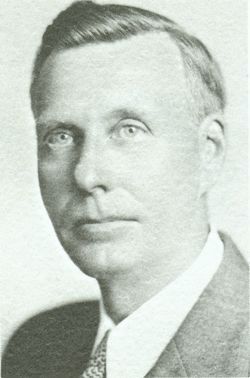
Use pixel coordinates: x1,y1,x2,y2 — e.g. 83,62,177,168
0,0,248,349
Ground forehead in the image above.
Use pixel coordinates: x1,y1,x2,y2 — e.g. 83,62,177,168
37,32,189,119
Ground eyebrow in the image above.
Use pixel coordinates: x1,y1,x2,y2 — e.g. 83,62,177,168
109,108,150,123
36,119,67,128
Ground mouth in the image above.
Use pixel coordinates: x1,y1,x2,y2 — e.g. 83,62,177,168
75,216,137,226
73,217,138,241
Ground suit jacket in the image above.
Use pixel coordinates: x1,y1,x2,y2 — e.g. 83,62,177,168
2,233,249,377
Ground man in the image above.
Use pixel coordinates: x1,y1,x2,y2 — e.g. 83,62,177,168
2,1,249,377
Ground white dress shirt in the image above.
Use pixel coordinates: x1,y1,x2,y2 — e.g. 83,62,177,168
92,229,224,378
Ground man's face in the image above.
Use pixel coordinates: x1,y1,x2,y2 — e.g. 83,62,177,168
36,33,202,279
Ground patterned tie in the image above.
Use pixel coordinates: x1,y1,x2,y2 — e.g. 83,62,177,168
81,331,110,378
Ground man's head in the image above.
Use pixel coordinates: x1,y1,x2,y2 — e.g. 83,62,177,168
33,1,226,279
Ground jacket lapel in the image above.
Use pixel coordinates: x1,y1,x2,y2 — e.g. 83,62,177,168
146,338,187,377
145,233,248,377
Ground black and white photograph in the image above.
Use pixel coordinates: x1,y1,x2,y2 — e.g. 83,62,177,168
1,1,249,377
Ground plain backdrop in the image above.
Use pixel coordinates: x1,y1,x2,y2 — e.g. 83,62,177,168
0,0,248,350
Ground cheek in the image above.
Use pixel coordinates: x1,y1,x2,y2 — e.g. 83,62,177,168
38,154,74,216
129,143,199,191
38,146,76,183
125,140,200,208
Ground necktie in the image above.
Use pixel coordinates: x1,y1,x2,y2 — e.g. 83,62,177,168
81,331,110,378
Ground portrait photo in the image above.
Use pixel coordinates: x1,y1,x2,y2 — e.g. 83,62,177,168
1,0,249,377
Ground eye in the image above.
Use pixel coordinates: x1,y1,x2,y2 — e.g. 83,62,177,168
44,131,75,148
113,123,148,140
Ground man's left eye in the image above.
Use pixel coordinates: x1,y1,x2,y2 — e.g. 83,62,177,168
114,125,147,139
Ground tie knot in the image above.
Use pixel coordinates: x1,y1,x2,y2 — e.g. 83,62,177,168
81,330,110,378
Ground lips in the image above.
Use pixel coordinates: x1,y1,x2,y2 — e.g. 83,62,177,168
72,216,138,242
74,215,137,227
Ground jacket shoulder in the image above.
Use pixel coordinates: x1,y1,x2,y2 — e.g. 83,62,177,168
175,232,249,377
2,301,99,378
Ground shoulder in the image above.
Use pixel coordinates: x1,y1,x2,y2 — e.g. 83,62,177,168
174,232,249,376
181,231,248,333
215,231,248,302
2,301,99,378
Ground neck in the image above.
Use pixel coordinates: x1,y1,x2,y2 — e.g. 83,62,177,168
98,209,209,324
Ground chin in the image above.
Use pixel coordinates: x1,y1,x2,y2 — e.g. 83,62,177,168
61,238,140,280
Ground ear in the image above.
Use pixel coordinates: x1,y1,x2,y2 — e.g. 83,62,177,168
198,114,226,197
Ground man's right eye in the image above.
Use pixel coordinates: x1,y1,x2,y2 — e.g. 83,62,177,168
44,131,75,148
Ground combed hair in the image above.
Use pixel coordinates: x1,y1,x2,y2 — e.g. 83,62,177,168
30,0,226,122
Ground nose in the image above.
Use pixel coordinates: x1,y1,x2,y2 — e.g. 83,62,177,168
73,141,109,194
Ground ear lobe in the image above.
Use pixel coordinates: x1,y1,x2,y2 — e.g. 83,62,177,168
198,114,226,196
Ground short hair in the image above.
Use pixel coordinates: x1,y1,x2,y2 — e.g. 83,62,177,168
30,0,226,123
